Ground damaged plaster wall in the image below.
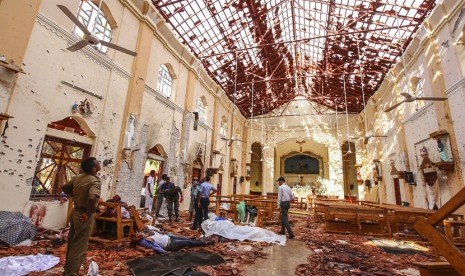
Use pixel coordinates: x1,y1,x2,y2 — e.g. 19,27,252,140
116,124,148,207
362,0,465,209
0,2,131,228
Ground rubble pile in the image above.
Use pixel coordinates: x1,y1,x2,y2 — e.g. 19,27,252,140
0,212,273,275
283,215,435,276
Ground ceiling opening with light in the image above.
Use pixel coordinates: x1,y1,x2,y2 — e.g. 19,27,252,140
153,0,436,118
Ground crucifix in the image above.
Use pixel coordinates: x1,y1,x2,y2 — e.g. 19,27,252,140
296,140,305,152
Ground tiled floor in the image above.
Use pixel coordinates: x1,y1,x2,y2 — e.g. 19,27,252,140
243,239,311,275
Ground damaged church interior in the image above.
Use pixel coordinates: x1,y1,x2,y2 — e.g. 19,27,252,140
1,0,465,275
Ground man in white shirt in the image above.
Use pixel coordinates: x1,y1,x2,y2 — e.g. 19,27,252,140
145,170,156,212
277,176,295,239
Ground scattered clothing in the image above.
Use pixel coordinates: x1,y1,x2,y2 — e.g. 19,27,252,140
0,253,60,276
370,239,429,255
0,211,36,246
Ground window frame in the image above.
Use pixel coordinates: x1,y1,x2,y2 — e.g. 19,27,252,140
74,0,113,54
157,64,174,98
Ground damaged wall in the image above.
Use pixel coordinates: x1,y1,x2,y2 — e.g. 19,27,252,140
360,0,465,210
0,0,247,229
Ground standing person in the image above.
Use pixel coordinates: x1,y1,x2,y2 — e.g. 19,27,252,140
155,174,167,218
145,170,155,213
189,178,199,221
61,157,101,276
277,176,295,239
190,178,203,230
165,177,183,223
198,176,217,222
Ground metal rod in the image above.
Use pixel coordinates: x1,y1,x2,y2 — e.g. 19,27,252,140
356,36,369,135
200,24,418,58
61,81,103,99
156,0,186,8
343,75,351,146
251,112,358,119
228,69,387,86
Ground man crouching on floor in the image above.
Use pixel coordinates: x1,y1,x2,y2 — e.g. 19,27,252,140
131,226,214,254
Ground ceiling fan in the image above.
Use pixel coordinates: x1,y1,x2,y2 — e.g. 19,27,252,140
384,92,447,113
363,134,387,145
221,136,245,147
57,5,137,56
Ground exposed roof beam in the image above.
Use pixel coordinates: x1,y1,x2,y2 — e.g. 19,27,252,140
199,24,417,58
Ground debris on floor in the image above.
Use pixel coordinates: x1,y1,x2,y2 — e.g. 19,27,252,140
270,215,436,276
0,211,439,275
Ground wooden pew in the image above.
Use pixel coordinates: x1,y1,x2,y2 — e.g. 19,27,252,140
322,203,390,236
413,186,465,274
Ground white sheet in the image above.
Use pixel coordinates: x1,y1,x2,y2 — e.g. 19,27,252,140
201,219,286,245
0,253,60,276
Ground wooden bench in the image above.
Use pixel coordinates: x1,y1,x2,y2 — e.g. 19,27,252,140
444,220,465,241
412,262,459,276
323,204,390,236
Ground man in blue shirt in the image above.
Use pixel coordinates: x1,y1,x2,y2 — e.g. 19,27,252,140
198,176,217,222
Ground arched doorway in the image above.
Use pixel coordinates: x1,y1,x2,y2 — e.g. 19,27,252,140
250,142,263,195
31,117,93,199
192,157,203,181
141,145,166,208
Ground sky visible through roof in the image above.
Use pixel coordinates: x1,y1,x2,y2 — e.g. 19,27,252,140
154,0,436,118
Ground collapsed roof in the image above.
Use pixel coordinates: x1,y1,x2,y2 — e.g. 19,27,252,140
153,0,436,118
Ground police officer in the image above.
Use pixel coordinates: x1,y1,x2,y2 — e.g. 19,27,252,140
62,157,101,276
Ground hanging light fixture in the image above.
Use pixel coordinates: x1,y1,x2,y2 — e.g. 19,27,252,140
260,105,264,162
343,75,353,156
249,81,254,155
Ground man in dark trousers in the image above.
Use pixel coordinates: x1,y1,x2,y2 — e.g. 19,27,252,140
198,176,217,222
277,176,295,239
165,177,183,223
190,178,203,230
61,157,101,276
155,174,167,218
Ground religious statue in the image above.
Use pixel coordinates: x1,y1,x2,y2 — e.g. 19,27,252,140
437,139,447,162
389,159,398,176
419,146,439,210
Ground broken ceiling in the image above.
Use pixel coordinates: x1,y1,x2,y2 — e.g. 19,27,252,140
153,0,436,117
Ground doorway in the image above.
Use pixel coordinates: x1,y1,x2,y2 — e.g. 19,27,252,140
341,141,357,197
393,178,402,205
192,157,203,181
233,176,237,195
217,173,222,196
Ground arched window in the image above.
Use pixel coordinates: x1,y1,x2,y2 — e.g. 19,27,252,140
74,0,113,54
157,64,173,97
31,117,93,199
410,75,424,109
219,116,227,137
198,96,207,123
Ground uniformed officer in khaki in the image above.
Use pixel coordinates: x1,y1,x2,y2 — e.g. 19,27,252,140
62,157,101,276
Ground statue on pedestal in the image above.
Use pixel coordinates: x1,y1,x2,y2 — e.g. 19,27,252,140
419,146,439,210
437,139,447,162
